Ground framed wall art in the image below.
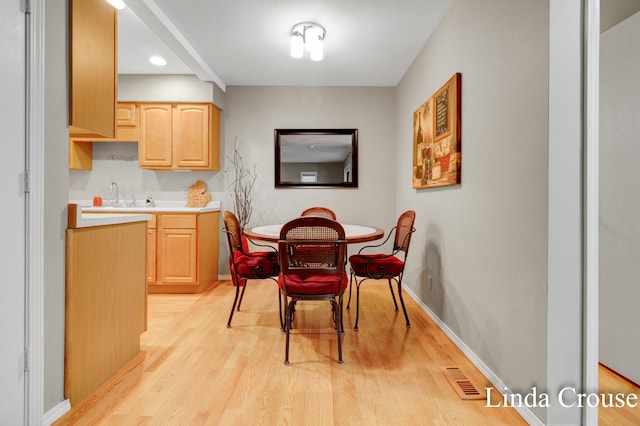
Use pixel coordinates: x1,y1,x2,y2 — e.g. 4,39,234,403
412,73,461,189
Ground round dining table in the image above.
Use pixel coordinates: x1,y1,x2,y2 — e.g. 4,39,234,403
244,223,385,244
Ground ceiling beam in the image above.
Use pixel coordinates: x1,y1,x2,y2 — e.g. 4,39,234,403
125,0,226,91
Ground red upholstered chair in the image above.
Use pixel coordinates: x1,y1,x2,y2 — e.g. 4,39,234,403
347,210,416,330
278,216,348,365
301,206,337,220
223,210,281,328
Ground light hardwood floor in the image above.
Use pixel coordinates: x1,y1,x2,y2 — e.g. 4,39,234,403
53,279,634,425
598,364,640,425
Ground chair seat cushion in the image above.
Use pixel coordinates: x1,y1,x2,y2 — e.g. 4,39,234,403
233,250,280,278
349,254,404,277
278,272,348,294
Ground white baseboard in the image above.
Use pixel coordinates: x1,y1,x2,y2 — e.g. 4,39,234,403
402,286,544,426
43,399,70,426
219,274,231,281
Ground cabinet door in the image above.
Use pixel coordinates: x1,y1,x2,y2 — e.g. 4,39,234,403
156,215,197,284
172,104,211,169
139,104,173,167
157,228,197,284
105,103,139,142
68,0,117,138
117,103,137,127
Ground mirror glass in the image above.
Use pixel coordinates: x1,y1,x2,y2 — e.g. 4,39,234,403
275,129,358,187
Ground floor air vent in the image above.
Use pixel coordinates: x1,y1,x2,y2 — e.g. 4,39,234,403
443,367,486,400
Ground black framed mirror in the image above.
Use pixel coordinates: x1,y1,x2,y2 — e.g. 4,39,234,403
275,129,358,188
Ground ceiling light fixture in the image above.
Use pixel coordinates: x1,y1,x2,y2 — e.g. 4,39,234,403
106,0,126,10
290,22,325,61
148,55,167,66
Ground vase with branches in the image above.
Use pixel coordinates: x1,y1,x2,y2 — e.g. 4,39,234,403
226,140,257,231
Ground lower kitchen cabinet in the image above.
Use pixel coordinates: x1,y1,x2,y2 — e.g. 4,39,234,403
148,211,219,294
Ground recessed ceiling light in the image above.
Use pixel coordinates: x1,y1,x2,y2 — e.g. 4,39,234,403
149,56,167,66
106,0,126,9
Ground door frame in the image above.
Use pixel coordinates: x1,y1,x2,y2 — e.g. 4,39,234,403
26,0,45,423
583,0,599,425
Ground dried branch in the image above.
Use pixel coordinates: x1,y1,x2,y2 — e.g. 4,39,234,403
226,139,257,230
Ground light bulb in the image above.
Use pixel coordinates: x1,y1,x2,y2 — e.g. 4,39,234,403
310,41,323,61
106,0,126,9
305,26,320,52
149,55,167,66
290,34,304,58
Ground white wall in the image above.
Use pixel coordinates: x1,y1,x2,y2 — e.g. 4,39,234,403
599,11,640,385
395,0,549,421
0,0,26,422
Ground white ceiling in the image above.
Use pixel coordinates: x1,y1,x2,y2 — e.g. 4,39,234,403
117,0,454,90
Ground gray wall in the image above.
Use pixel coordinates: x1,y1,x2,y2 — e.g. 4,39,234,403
601,0,640,33
70,84,396,276
118,74,220,104
221,85,397,257
395,0,549,421
44,0,70,412
600,11,640,385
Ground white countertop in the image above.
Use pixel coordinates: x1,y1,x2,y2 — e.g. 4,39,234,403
73,212,153,229
67,204,153,229
71,199,221,213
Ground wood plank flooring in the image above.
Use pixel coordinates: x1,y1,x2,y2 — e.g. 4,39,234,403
598,364,640,425
53,278,637,425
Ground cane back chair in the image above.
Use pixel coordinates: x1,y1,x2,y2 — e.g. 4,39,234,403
347,210,416,330
223,210,281,329
300,206,337,220
278,216,348,365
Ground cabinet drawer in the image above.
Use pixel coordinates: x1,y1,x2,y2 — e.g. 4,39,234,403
158,214,196,229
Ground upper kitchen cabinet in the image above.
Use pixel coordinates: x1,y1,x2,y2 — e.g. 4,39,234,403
68,0,117,139
71,103,139,142
139,103,220,171
138,104,173,167
69,103,140,170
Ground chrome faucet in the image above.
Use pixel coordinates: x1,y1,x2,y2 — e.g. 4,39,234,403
110,181,119,206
